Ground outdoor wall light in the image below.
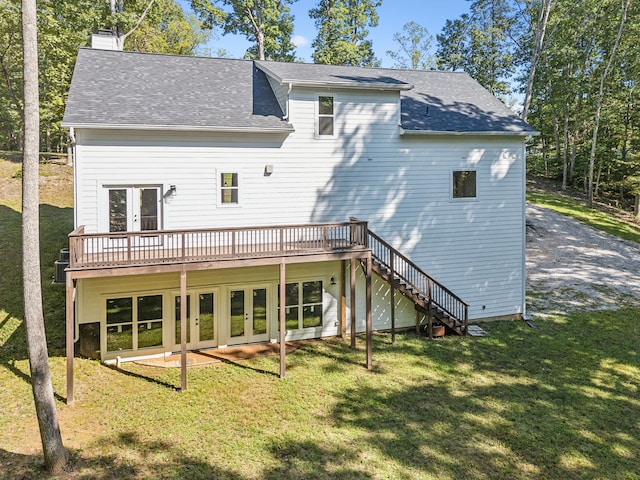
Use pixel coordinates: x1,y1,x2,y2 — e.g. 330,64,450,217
330,276,336,285
169,184,177,196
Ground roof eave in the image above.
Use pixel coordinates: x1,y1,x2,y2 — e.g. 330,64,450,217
255,62,414,91
61,122,295,134
399,127,540,137
286,80,414,91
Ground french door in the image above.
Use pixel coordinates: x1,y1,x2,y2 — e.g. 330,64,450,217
173,291,217,351
106,185,161,233
227,286,269,345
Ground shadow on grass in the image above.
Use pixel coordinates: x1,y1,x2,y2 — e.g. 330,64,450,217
0,431,245,480
103,363,181,392
327,312,640,478
263,439,373,479
0,203,73,383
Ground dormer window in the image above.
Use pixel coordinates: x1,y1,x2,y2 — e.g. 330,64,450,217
317,96,334,137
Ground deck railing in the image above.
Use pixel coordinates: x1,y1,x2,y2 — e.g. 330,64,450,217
68,220,369,269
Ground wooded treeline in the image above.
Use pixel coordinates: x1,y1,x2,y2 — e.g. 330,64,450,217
2,0,639,214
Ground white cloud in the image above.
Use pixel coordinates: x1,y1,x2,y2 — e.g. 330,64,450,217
292,35,309,47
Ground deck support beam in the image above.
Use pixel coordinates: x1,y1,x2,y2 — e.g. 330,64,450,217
390,254,395,345
65,272,75,405
340,260,346,339
180,269,187,391
279,261,286,378
365,254,372,370
350,258,356,348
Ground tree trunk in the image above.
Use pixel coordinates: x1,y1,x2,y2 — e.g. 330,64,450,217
587,0,630,207
522,0,554,122
552,109,561,169
21,0,68,472
635,195,640,219
561,99,570,190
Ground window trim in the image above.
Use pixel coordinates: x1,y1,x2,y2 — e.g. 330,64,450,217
315,95,336,139
100,184,163,233
218,171,241,207
104,292,165,354
451,169,478,201
278,279,324,331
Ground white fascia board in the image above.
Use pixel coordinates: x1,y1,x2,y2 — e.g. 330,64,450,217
60,122,295,134
398,127,540,137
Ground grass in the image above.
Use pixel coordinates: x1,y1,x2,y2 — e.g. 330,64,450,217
1,159,639,479
527,189,640,244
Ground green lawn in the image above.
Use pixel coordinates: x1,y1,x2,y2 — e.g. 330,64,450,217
527,189,640,244
1,160,639,479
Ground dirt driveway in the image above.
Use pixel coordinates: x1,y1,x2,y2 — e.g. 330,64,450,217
526,203,640,317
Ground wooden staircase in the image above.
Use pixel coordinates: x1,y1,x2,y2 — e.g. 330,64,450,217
365,227,469,337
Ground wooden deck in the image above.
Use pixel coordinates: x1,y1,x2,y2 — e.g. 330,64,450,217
69,220,369,271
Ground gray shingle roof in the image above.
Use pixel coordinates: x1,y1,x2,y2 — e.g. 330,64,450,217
255,60,413,90
391,70,535,134
62,49,292,131
63,49,535,135
257,60,535,134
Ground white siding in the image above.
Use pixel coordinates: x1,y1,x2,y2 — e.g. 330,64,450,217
74,86,526,322
76,261,415,361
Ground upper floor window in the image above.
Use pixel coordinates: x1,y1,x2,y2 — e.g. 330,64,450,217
220,173,239,204
318,96,334,137
452,170,477,198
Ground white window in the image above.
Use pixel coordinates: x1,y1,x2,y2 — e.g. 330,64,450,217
279,280,323,330
106,294,164,352
452,170,477,199
317,96,334,137
220,173,239,204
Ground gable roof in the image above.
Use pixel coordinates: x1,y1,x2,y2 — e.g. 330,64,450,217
63,48,535,136
62,48,293,132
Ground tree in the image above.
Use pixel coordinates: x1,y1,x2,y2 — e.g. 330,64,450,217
127,0,211,55
386,21,435,70
436,0,516,98
21,0,68,472
190,0,297,61
521,0,555,122
309,0,381,67
586,0,632,207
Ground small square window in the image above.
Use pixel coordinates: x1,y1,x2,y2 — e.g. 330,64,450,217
220,173,239,204
318,96,334,136
453,170,477,198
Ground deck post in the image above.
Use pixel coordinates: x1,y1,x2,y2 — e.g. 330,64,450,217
180,269,187,391
390,253,395,345
279,261,286,378
365,254,372,370
340,260,346,339
65,272,74,405
350,257,357,348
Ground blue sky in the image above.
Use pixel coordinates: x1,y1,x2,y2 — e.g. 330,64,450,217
195,1,472,66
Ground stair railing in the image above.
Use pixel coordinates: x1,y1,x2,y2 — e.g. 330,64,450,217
366,228,469,333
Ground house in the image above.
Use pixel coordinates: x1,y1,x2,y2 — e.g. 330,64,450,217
61,33,536,402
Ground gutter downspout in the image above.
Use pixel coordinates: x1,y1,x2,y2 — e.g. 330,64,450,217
283,82,293,121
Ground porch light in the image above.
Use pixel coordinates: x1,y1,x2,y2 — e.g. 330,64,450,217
169,184,177,196
330,276,336,285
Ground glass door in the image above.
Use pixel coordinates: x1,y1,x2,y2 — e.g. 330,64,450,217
227,286,269,345
106,186,161,233
174,291,217,351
